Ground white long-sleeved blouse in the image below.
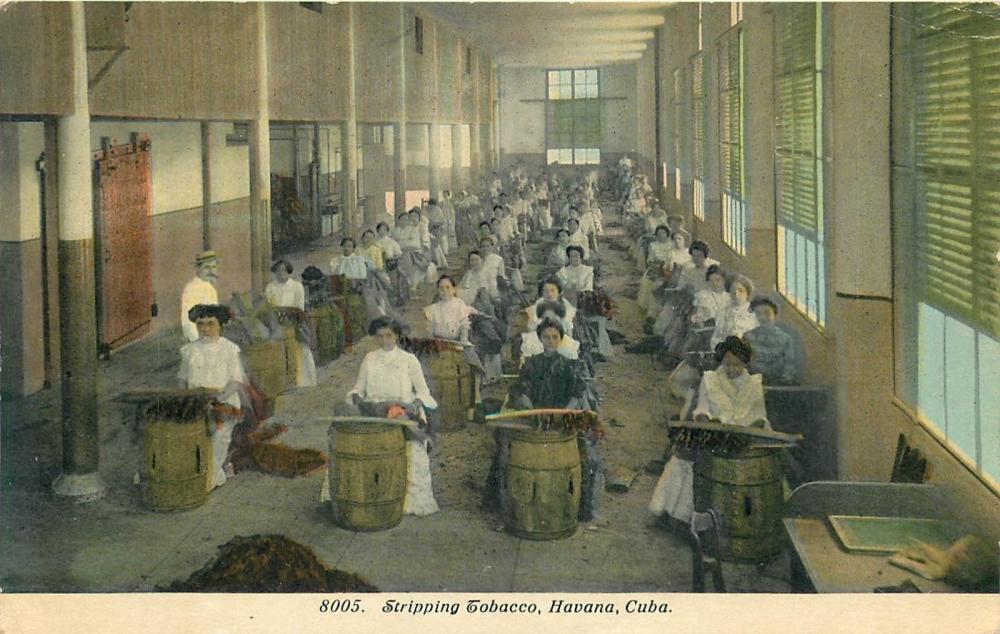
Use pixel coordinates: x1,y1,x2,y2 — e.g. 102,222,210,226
710,302,759,348
692,369,768,427
346,346,438,409
265,278,306,311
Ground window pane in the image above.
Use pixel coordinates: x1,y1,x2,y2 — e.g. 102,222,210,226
978,332,1000,478
918,302,948,431
945,315,978,460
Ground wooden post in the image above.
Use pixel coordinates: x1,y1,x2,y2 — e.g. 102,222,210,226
52,0,106,502
393,6,408,216
200,121,212,250
342,3,360,236
249,2,272,296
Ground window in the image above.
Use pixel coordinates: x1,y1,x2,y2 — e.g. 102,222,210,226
414,16,424,55
720,26,747,254
774,3,827,327
465,47,473,76
692,54,706,220
895,3,1000,487
546,69,602,165
697,2,704,51
673,68,683,200
730,2,743,27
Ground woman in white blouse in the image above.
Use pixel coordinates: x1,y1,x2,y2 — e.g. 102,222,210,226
424,275,477,342
710,274,759,349
557,245,594,306
333,237,389,321
177,304,246,490
346,317,439,516
650,336,768,524
457,250,497,306
638,225,673,315
264,259,317,388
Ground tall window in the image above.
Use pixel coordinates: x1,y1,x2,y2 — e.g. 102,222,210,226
465,47,473,76
720,24,746,254
546,69,601,165
774,3,826,327
896,3,1000,487
673,68,683,200
414,16,424,55
692,54,706,220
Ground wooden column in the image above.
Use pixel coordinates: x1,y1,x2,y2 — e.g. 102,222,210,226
43,119,62,387
249,2,272,297
312,122,321,237
451,123,463,192
52,1,106,502
200,121,212,250
342,4,360,236
393,6,408,216
428,123,441,200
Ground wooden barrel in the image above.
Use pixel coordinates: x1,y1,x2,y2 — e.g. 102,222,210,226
426,347,476,432
243,339,287,399
142,416,213,511
693,447,785,562
329,421,407,531
281,325,302,385
505,429,581,540
309,304,345,365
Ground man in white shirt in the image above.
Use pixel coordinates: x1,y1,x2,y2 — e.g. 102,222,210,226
180,251,220,342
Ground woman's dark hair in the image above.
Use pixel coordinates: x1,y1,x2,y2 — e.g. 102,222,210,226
705,264,724,282
467,249,483,261
340,237,356,248
538,277,563,296
361,229,375,239
188,303,232,325
567,217,580,226
479,221,492,229
566,245,585,259
368,316,404,338
715,335,753,365
750,296,779,315
536,317,565,339
427,198,438,205
689,240,710,257
437,274,457,288
408,207,422,216
376,221,390,232
555,228,570,238
654,224,671,237
271,259,293,274
492,204,504,212
536,300,566,320
301,265,325,282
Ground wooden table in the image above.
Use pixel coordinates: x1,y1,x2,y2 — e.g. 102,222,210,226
783,481,967,593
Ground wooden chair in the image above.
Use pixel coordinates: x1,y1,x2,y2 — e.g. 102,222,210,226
689,509,727,592
891,434,932,484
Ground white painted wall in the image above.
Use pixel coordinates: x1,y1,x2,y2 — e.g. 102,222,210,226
0,121,44,242
209,122,250,204
498,63,639,161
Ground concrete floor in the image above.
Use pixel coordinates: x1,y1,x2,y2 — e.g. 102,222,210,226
0,206,792,593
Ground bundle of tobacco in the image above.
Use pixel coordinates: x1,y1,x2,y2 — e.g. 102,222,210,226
163,534,377,593
577,289,615,318
668,426,751,455
117,389,219,423
537,410,605,441
399,336,454,356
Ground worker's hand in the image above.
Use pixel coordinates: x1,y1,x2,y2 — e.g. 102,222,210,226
694,413,710,423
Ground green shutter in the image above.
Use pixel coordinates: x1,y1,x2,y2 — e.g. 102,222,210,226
692,54,705,179
719,26,743,199
774,3,820,236
673,68,684,169
912,2,1000,338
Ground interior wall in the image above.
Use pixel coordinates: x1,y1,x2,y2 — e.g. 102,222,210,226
0,122,47,397
88,3,257,120
266,3,350,122
498,62,639,171
354,3,403,124
0,3,72,116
